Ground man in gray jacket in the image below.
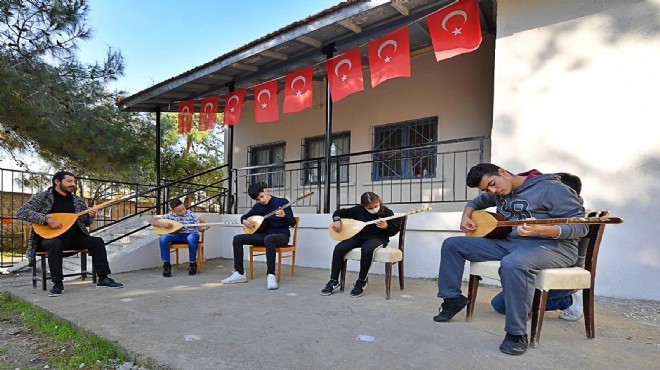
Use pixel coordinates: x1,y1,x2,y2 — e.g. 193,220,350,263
17,171,123,297
433,163,588,355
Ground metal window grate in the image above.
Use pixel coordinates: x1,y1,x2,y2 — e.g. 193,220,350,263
301,131,350,185
372,116,438,180
247,141,286,188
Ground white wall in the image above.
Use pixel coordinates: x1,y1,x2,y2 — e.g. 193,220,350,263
493,0,660,299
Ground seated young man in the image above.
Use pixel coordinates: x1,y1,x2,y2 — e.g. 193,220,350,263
148,198,209,277
221,183,296,290
489,172,584,320
433,164,588,356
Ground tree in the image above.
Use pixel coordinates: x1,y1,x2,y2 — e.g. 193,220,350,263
159,113,225,209
0,0,153,174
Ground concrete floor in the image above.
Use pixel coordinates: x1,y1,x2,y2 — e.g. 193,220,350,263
3,258,660,370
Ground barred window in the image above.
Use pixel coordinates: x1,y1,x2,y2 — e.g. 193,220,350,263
301,132,350,185
248,141,285,188
372,117,437,180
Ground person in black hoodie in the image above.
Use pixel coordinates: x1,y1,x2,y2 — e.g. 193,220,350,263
321,192,401,298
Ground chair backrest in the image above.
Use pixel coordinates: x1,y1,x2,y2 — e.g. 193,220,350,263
291,216,300,247
397,216,408,252
198,216,206,242
583,214,608,283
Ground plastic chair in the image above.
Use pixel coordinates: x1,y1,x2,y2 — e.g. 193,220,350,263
169,216,206,271
249,216,300,282
465,211,609,347
339,216,408,300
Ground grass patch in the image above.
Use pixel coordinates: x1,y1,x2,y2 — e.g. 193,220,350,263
0,291,126,369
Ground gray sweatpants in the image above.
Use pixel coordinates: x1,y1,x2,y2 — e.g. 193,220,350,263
437,236,577,335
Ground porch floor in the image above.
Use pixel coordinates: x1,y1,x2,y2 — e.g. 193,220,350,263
3,258,659,369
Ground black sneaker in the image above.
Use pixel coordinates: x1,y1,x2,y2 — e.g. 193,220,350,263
349,278,368,298
188,262,198,276
96,277,124,289
163,263,172,277
48,282,64,297
499,333,528,355
433,294,469,322
320,280,340,296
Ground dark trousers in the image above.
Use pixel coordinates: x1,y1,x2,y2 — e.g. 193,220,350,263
38,235,110,283
330,238,387,281
232,233,289,275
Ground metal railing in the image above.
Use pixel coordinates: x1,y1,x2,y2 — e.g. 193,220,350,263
232,135,489,214
0,165,230,267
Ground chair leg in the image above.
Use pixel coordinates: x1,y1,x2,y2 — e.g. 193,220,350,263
41,255,48,291
584,288,595,338
276,250,282,282
291,250,296,276
466,275,481,322
385,262,392,300
249,248,254,280
398,260,404,290
80,252,87,281
32,259,38,289
530,290,549,348
175,249,180,269
198,245,204,272
340,260,347,292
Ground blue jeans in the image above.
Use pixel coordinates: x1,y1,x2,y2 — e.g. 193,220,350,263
159,233,199,263
491,290,572,314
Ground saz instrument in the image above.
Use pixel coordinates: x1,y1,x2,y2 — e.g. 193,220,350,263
32,194,132,239
328,206,431,241
465,210,624,239
243,191,314,234
153,219,239,235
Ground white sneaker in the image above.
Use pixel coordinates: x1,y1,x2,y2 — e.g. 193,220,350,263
221,271,247,284
266,274,278,290
559,291,583,321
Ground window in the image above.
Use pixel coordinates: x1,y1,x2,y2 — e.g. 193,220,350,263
248,141,286,188
372,117,437,180
301,131,350,185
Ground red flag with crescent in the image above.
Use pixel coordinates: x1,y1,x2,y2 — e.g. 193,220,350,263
253,80,280,123
177,100,195,134
283,66,313,113
325,47,364,102
368,26,410,88
223,89,246,125
199,96,218,131
426,0,482,61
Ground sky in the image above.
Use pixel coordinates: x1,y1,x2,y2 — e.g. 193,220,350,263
79,0,341,95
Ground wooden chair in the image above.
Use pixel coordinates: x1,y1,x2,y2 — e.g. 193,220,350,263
249,216,300,282
339,216,408,300
465,211,609,347
169,216,206,271
26,227,96,291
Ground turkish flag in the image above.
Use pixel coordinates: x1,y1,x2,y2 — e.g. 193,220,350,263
223,89,246,125
177,100,195,134
253,80,280,123
368,26,410,88
283,66,313,113
198,96,218,131
426,0,482,61
325,47,364,102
